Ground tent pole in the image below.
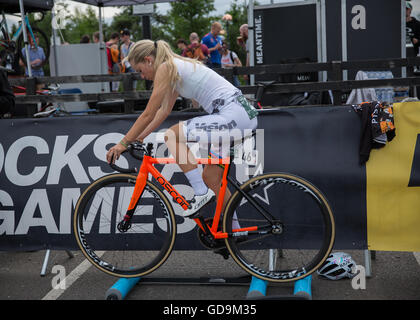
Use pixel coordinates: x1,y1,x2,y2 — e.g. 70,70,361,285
51,0,59,76
98,3,105,92
98,3,104,44
18,0,32,77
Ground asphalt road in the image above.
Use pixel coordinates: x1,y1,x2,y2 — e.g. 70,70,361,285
0,249,419,301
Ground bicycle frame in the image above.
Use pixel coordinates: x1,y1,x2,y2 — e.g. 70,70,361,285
14,15,37,46
125,154,267,240
0,12,38,48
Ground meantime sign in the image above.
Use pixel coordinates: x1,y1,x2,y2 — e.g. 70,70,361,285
254,14,263,65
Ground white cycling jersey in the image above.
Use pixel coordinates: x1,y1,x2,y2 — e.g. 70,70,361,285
173,57,238,114
173,57,258,158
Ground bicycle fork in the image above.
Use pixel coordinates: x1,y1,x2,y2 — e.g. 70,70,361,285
117,170,147,233
117,155,191,233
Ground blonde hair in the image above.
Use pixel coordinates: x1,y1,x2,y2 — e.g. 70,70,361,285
212,21,222,30
125,39,200,91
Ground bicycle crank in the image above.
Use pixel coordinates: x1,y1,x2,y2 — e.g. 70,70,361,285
117,219,132,233
197,218,230,260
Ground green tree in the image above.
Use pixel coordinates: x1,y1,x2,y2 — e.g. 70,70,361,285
64,6,99,44
107,6,142,41
155,0,218,50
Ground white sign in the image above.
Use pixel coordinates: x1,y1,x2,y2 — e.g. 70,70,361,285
133,4,154,15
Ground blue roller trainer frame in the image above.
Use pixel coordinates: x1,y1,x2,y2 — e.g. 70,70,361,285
105,277,141,300
293,275,312,300
246,276,267,298
246,275,312,300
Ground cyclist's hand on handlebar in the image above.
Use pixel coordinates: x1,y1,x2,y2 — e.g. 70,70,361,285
106,143,128,164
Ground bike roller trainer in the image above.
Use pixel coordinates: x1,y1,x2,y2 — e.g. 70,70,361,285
105,275,252,300
105,275,312,300
105,249,313,300
246,275,312,300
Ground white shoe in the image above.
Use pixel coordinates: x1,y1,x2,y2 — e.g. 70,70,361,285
184,188,216,218
33,108,56,117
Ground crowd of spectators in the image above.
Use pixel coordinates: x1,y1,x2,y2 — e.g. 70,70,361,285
0,19,250,117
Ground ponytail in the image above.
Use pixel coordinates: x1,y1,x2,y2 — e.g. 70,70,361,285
126,39,200,91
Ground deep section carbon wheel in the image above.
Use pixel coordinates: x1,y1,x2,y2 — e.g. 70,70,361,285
73,173,176,277
223,173,335,282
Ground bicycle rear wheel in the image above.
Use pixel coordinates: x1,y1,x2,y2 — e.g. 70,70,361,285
0,26,21,74
223,173,335,283
73,173,177,278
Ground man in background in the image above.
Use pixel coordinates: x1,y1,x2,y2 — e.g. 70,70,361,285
19,34,46,77
201,22,223,68
93,31,101,43
184,32,209,64
176,39,188,56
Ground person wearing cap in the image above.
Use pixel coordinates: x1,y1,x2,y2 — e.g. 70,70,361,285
406,1,420,55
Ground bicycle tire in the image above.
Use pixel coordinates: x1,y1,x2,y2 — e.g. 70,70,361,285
0,26,21,74
17,27,50,66
73,173,177,278
223,172,335,283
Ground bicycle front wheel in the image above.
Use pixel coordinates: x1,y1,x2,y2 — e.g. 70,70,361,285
73,173,177,278
223,173,335,283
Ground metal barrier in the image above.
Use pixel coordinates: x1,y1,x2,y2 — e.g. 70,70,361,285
7,56,420,115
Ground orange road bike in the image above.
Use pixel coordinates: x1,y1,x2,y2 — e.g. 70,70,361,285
73,139,335,282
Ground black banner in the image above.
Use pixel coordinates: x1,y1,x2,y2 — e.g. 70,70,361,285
0,107,367,251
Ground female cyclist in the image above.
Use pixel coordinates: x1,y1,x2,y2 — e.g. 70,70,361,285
106,39,258,218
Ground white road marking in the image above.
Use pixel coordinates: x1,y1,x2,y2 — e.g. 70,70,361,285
413,252,420,266
42,252,104,300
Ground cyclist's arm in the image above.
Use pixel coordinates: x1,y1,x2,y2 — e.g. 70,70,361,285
123,63,171,143
137,89,178,141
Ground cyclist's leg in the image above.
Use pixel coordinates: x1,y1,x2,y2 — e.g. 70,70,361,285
202,164,241,230
202,164,230,209
165,122,197,172
165,122,207,196
165,121,215,216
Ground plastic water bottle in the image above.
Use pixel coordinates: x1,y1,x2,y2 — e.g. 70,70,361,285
376,89,383,102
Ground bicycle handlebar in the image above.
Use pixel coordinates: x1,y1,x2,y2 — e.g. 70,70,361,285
109,141,146,174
